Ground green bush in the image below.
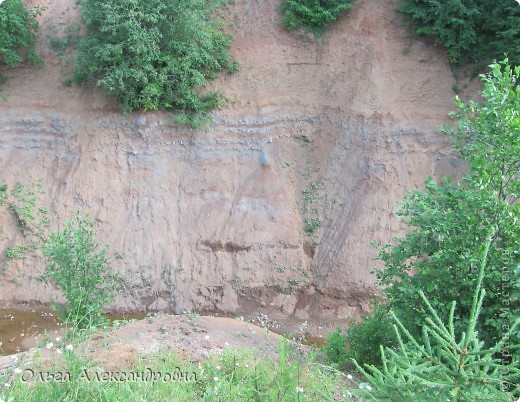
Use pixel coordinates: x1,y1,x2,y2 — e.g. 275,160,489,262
343,60,519,368
74,0,236,127
281,0,353,36
43,212,122,328
397,0,520,65
323,326,350,369
0,0,42,83
343,305,398,368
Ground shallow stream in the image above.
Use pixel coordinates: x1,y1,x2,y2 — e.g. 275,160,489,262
0,308,146,356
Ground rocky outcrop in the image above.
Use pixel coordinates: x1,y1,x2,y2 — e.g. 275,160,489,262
0,0,466,321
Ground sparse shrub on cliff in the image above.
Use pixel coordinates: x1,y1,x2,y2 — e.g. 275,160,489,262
0,0,42,83
0,182,50,263
74,0,237,127
397,0,520,65
281,0,353,36
43,212,122,328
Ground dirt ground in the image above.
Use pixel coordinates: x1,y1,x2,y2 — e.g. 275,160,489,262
0,0,481,350
88,314,297,368
1,312,316,378
0,306,320,358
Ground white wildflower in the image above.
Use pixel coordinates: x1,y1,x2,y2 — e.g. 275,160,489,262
216,366,220,370
56,349,63,355
45,342,54,350
347,374,353,380
213,377,218,382
55,337,61,342
65,344,73,352
296,387,304,393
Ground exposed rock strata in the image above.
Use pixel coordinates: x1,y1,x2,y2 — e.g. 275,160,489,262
0,0,465,321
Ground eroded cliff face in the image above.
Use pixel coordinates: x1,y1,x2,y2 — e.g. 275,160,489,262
0,0,463,321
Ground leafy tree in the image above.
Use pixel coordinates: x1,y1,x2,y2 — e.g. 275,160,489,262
397,0,520,66
0,0,42,83
281,0,353,36
343,60,519,367
74,0,236,127
43,213,122,328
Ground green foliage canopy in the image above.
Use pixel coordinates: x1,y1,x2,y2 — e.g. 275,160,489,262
281,0,353,36
0,0,41,83
376,59,520,354
397,0,520,65
74,0,236,126
344,60,519,369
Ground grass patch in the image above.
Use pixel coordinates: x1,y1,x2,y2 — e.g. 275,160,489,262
1,335,351,401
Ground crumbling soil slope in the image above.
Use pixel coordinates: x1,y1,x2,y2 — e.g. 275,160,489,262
0,0,465,327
